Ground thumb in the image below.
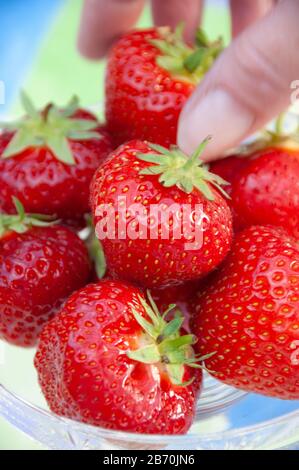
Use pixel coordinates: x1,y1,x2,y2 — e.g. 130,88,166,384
178,0,299,161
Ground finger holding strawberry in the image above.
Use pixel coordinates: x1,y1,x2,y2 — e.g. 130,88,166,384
91,137,233,289
192,225,299,400
105,25,223,147
0,198,91,347
35,279,209,434
0,93,113,228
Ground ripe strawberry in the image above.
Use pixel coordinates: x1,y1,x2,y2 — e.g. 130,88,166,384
210,123,299,237
192,225,299,399
91,138,233,289
0,93,113,227
0,199,91,347
35,279,209,434
105,26,223,147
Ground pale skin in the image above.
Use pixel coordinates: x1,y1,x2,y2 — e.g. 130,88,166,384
78,0,299,161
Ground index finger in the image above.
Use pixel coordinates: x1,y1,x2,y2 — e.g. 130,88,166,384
77,0,145,59
230,0,275,37
151,0,204,44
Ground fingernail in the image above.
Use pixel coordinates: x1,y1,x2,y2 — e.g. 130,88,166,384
178,89,254,161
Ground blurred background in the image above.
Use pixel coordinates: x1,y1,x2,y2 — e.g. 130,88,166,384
0,0,232,450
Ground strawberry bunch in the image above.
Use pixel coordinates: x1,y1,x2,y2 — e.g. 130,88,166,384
1,25,299,438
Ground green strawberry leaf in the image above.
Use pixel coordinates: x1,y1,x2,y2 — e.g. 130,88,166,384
150,25,224,84
47,136,75,165
0,198,58,238
127,292,213,387
137,138,230,200
0,93,102,165
127,344,160,364
20,90,39,119
2,128,38,159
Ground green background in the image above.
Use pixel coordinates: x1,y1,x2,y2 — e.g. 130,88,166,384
0,0,229,450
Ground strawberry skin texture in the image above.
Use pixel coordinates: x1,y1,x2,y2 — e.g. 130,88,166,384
91,141,233,288
192,225,299,399
0,114,113,227
0,226,91,347
35,280,202,434
210,147,299,237
105,29,194,147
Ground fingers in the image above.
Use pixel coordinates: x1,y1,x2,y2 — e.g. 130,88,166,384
178,0,299,161
230,0,275,37
77,0,145,59
151,0,204,43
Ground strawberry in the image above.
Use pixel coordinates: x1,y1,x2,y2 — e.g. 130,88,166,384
0,93,113,227
0,199,91,347
34,279,209,434
210,121,299,237
91,138,233,289
192,225,299,399
105,26,223,147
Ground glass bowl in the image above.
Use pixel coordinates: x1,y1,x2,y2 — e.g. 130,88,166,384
0,344,298,450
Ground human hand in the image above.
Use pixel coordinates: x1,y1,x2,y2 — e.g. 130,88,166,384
78,0,206,59
178,0,299,160
78,0,299,161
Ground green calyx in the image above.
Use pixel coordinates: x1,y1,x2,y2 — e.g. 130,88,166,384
127,291,214,386
150,24,223,84
0,197,58,238
137,137,229,200
0,92,101,165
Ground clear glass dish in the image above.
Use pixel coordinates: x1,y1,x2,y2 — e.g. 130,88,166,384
0,344,298,450
0,110,298,450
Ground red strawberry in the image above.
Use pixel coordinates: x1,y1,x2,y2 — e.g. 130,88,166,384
192,225,299,399
210,125,299,237
35,279,208,434
0,93,113,227
91,138,233,289
105,26,223,147
0,199,91,347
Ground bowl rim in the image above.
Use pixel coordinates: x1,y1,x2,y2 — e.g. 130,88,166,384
1,384,298,443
